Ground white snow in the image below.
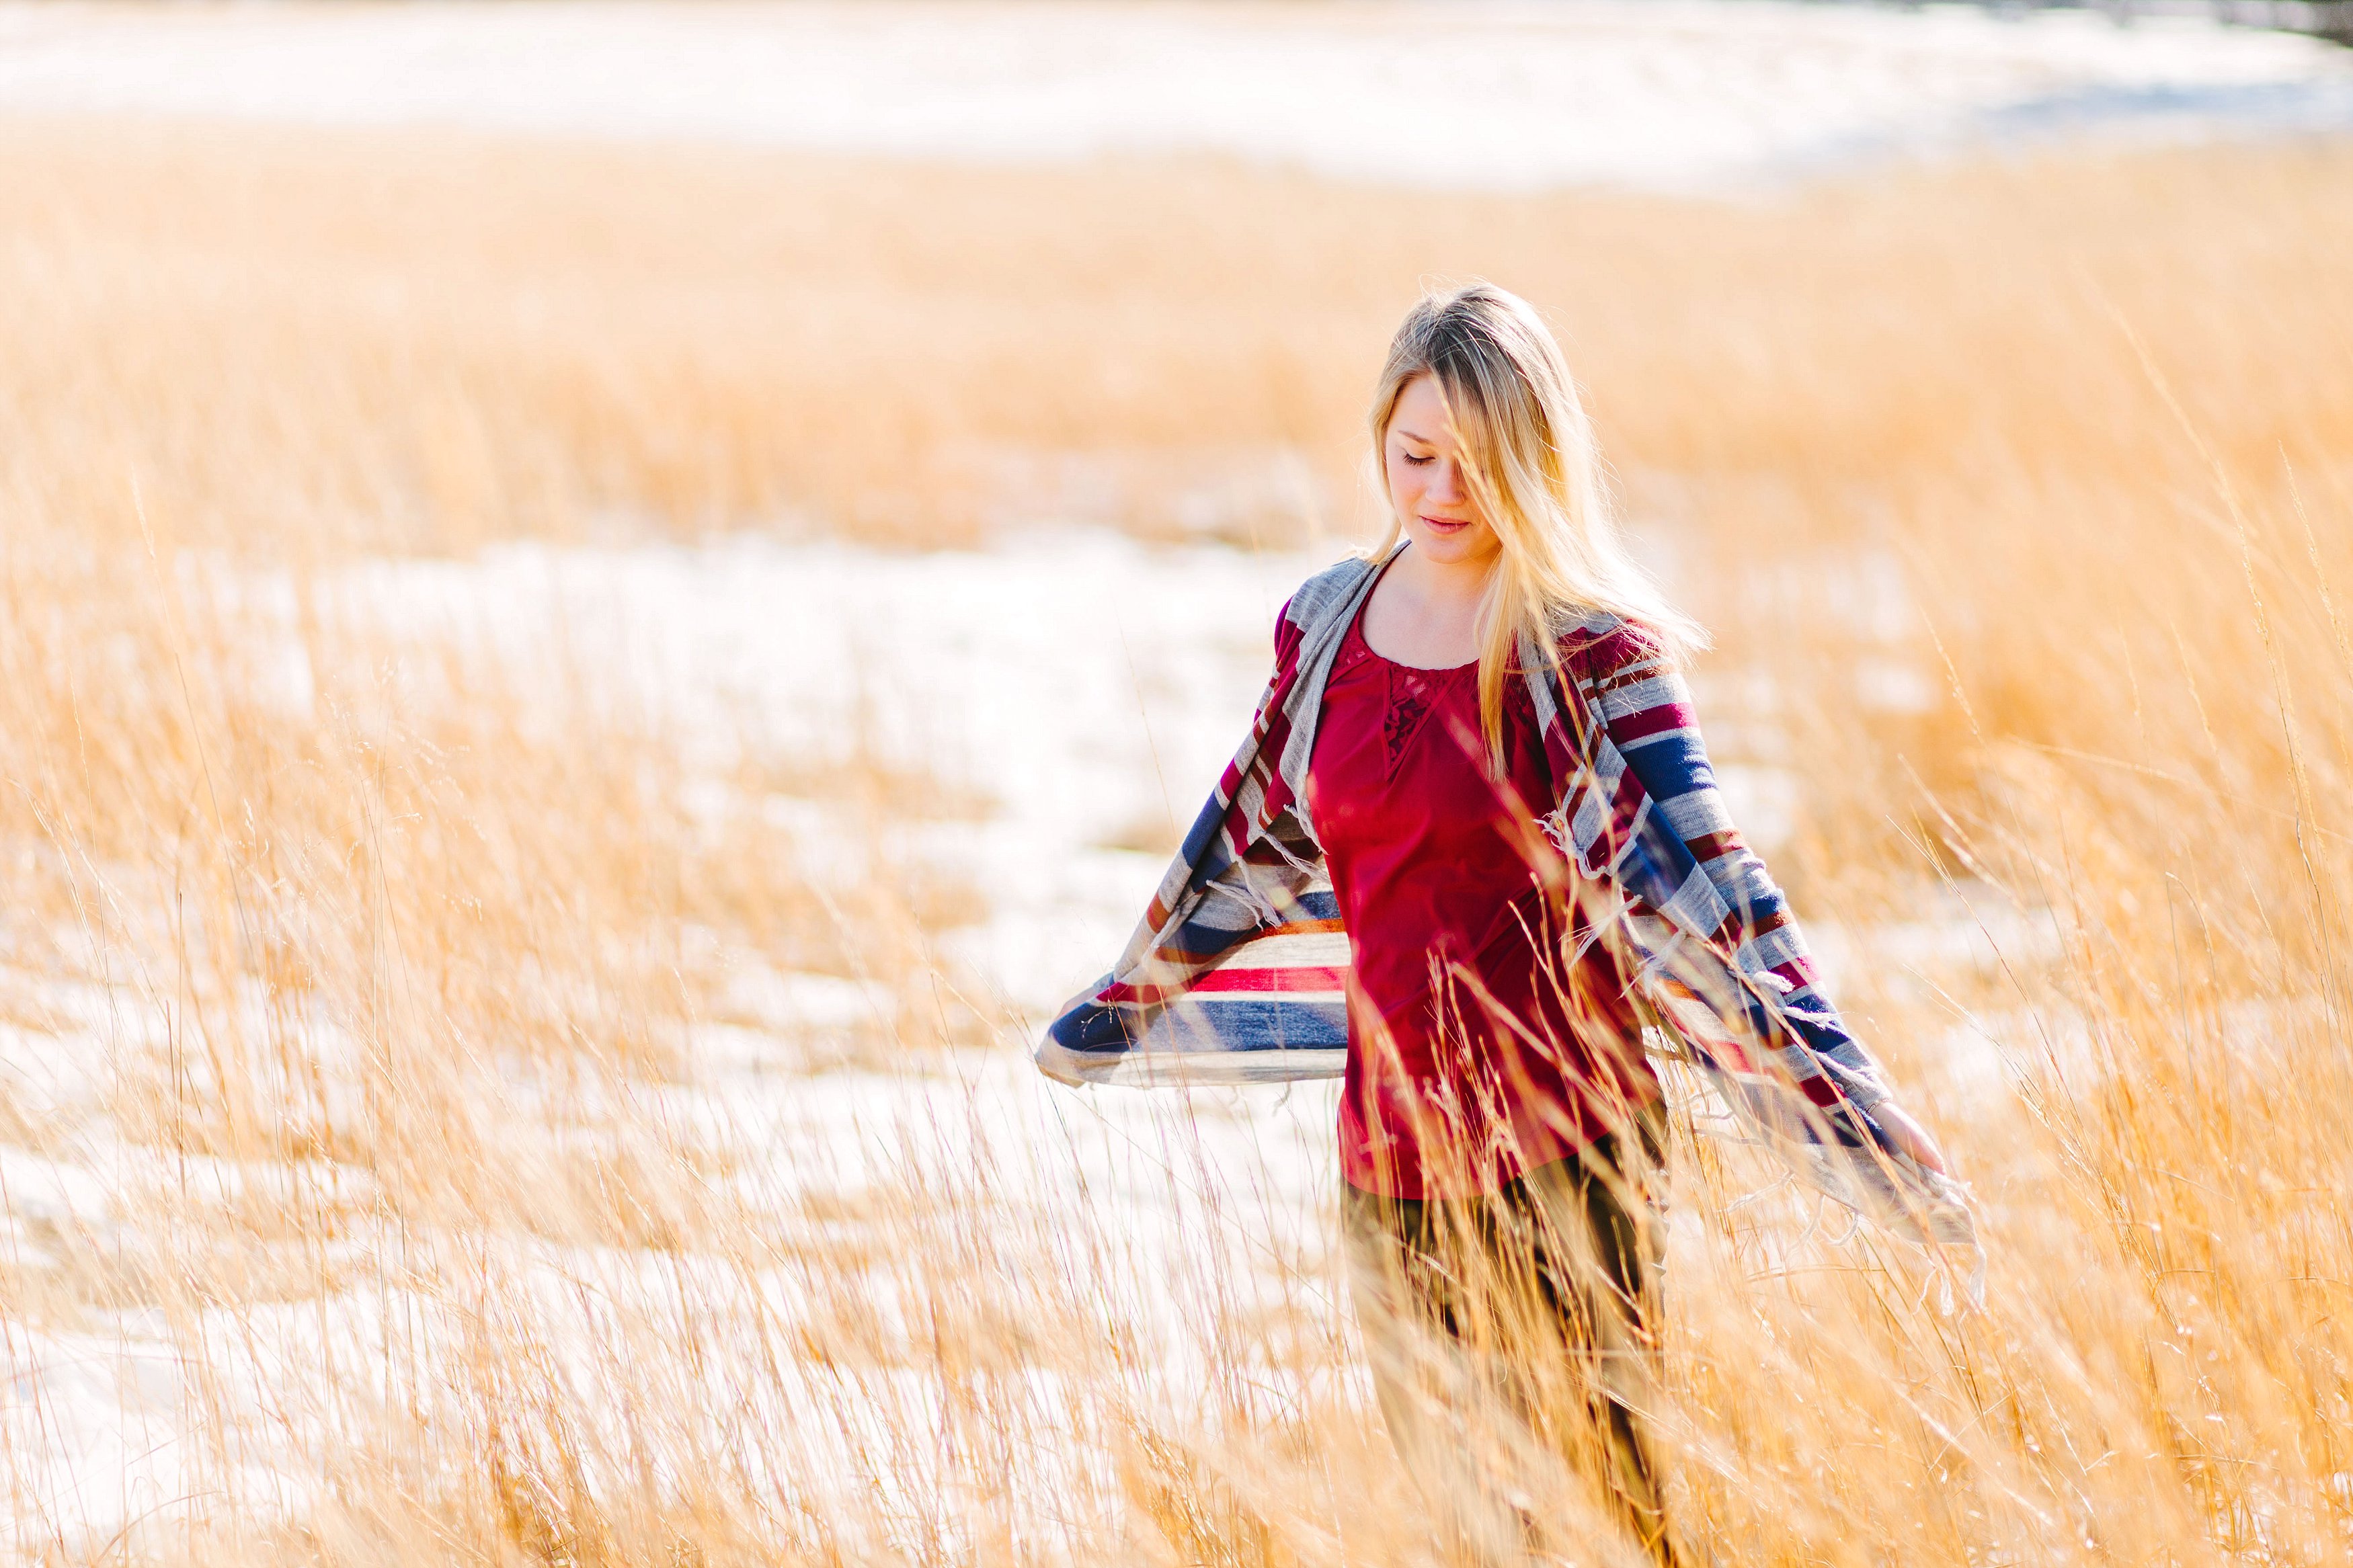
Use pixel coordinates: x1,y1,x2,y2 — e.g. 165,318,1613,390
1,1,2349,192
335,528,1323,1012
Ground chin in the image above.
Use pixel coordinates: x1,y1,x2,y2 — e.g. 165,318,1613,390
1408,527,1494,566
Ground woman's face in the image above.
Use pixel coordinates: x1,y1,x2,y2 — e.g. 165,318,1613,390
1383,372,1502,571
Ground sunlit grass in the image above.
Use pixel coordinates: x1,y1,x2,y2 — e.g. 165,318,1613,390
1,114,2351,1564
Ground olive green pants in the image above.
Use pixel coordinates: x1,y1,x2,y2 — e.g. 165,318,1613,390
1342,1113,1674,1565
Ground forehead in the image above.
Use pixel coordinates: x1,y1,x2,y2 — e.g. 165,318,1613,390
1390,372,1476,441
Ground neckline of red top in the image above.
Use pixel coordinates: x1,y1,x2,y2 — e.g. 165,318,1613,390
1340,612,1478,677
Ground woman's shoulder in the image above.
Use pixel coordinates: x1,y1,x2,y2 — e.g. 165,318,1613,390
1544,604,1669,678
1277,553,1380,634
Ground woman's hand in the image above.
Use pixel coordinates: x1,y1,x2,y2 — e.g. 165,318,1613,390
1872,1102,1950,1176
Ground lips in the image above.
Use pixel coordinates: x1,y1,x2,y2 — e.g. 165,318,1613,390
1420,515,1472,534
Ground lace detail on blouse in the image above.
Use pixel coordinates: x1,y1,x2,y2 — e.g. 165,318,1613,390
1337,620,1477,779
1382,663,1471,774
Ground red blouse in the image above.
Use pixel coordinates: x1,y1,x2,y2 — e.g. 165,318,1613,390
1305,610,1659,1200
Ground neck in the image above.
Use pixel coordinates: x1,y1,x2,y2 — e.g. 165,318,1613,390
1361,538,1498,670
1390,538,1497,608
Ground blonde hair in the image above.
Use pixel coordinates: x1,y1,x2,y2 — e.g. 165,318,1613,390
1367,282,1706,764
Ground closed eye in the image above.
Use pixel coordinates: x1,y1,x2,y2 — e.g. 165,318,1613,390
1402,453,1435,466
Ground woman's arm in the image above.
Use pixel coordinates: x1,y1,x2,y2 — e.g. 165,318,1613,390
1049,592,1330,1049
1584,624,1948,1172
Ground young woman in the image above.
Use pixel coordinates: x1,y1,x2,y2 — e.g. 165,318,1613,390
1041,284,1956,1563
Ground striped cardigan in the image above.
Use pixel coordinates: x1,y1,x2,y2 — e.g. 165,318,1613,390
1039,546,1977,1262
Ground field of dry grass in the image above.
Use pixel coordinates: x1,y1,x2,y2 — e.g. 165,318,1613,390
5,112,2353,1565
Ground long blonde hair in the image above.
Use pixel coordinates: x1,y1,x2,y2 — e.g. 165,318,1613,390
1367,282,1706,764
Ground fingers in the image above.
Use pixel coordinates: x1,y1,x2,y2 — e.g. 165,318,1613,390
1877,1104,1949,1175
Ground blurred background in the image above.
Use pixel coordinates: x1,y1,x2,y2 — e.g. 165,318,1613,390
4,3,2353,1563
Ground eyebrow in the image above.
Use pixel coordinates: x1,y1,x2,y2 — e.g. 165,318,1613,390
1394,427,1437,446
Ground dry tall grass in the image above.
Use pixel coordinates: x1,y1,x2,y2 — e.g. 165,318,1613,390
3,113,2352,1564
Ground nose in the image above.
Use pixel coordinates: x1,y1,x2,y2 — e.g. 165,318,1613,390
1424,458,1466,506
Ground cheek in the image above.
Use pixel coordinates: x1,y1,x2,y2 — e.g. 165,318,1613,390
1387,456,1422,508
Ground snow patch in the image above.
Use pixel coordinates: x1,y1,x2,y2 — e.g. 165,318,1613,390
1,1,2348,192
